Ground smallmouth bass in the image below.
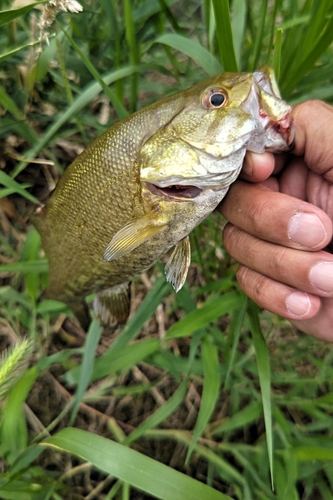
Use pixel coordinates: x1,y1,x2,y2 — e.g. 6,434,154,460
32,68,294,328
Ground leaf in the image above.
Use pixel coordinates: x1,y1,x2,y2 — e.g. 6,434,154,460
212,401,263,436
0,39,44,65
69,319,103,424
212,0,238,71
247,300,274,489
231,0,247,68
295,446,333,461
224,294,247,389
0,260,48,274
0,367,39,463
165,291,241,339
106,274,170,354
0,171,41,205
155,33,222,76
272,28,283,82
186,335,220,461
124,380,188,446
42,428,232,500
0,2,45,27
59,24,128,120
66,338,160,384
249,0,268,71
12,65,139,178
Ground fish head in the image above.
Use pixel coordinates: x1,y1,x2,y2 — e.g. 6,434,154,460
140,67,294,201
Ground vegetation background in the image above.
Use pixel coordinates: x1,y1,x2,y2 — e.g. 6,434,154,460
1,0,333,499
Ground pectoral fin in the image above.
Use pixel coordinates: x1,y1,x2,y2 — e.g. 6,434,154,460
93,282,131,327
103,211,168,261
164,236,191,292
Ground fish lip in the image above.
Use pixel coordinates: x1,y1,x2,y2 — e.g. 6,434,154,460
265,113,295,151
145,182,202,200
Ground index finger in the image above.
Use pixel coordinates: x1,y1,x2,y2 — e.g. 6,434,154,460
219,181,332,251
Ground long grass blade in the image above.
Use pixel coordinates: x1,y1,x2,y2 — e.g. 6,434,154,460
66,338,160,384
212,0,238,71
42,428,232,500
230,0,247,69
106,274,170,354
69,319,103,425
124,0,140,112
186,335,220,462
272,29,283,82
247,300,274,489
0,39,43,64
11,65,138,177
58,24,128,120
0,171,41,204
224,294,247,389
0,367,39,462
250,0,268,71
155,33,222,76
124,380,188,446
166,291,241,339
0,2,45,27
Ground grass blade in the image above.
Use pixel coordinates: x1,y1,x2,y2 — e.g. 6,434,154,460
42,428,232,500
212,0,238,71
0,2,45,26
155,33,222,76
58,24,128,120
247,300,274,489
249,0,268,71
0,367,39,463
186,334,220,461
165,291,241,340
107,274,171,354
231,0,247,69
224,294,247,389
124,0,140,112
66,338,160,384
11,65,138,177
272,28,283,81
124,380,188,446
69,319,103,425
0,171,41,205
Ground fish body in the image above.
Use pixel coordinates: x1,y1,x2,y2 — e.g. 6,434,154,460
32,68,294,327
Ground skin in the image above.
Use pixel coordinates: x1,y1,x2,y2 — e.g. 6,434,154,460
219,100,333,342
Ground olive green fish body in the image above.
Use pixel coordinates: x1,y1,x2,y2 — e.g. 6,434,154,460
33,68,294,327
34,97,185,300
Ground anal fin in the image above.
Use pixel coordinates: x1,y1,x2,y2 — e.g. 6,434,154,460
164,236,191,292
93,282,131,328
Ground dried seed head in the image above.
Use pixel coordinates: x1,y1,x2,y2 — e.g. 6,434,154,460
39,0,83,43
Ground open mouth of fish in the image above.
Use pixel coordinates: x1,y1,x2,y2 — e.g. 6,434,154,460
147,183,202,199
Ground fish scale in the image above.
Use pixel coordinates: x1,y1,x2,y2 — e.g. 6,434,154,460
32,68,294,328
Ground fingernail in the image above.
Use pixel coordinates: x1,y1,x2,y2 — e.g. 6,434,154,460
288,212,327,248
309,262,333,293
286,292,311,317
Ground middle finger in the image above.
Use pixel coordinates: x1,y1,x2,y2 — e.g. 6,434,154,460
219,181,332,251
223,224,333,297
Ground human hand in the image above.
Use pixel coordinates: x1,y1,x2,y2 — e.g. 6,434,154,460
219,100,333,341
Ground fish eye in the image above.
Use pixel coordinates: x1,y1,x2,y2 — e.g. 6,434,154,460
202,88,228,109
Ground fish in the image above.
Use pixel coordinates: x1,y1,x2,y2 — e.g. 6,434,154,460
32,67,294,329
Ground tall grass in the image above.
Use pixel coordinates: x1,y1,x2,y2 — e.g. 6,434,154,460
1,1,333,499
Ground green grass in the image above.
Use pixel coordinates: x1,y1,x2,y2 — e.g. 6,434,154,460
1,1,333,499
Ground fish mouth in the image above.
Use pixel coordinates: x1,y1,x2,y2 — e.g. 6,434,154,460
146,182,202,199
